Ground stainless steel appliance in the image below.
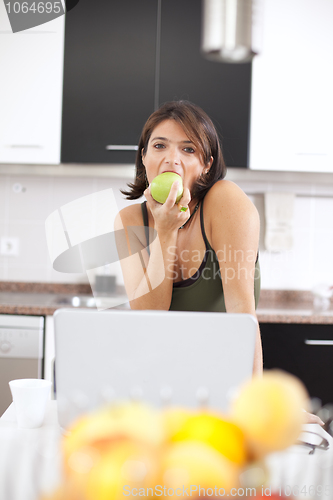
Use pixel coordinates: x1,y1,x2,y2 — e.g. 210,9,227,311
0,314,44,416
202,0,263,63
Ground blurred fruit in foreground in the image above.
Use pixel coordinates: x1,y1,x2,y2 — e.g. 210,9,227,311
45,440,159,500
60,403,164,500
238,459,269,491
231,370,308,458
80,440,159,500
42,372,311,500
161,440,240,498
170,413,247,465
253,495,286,499
63,402,164,469
161,407,195,440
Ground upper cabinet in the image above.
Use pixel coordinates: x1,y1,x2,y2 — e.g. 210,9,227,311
61,0,158,165
0,4,64,165
62,0,252,167
250,0,333,172
3,1,332,171
159,0,251,169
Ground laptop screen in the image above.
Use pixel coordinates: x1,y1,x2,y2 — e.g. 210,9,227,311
54,309,257,428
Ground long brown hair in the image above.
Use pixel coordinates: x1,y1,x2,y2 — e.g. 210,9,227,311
121,100,227,202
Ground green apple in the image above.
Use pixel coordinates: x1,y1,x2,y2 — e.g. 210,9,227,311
150,172,183,204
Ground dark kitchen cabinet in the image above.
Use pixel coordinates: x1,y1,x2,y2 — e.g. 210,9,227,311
159,0,252,168
260,323,333,405
61,0,252,166
61,0,158,164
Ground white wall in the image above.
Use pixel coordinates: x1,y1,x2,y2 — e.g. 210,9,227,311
239,189,333,291
0,174,138,284
0,170,333,291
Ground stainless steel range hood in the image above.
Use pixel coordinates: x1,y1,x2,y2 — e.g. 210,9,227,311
201,0,263,63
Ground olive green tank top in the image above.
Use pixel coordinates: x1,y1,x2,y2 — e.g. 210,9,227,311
141,199,260,312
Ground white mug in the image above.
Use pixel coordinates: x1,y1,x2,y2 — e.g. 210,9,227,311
9,379,52,429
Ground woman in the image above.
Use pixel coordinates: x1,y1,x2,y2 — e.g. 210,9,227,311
116,100,262,375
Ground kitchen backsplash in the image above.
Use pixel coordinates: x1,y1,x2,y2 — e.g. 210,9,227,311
0,171,332,291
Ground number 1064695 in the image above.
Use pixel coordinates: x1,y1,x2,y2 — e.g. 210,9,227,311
5,2,62,14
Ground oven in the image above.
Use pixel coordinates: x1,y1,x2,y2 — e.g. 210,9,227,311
0,314,44,416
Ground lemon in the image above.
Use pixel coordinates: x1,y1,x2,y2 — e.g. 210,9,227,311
170,412,247,465
231,370,308,458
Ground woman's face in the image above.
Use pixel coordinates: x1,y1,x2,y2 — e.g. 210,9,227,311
142,119,212,194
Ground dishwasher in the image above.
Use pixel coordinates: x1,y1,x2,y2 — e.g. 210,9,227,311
0,314,44,416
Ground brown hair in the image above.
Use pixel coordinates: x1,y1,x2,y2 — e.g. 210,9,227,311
121,100,227,201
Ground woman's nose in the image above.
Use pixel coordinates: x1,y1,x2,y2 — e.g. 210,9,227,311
165,147,180,165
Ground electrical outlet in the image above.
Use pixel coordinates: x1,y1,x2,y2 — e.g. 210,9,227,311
0,237,19,256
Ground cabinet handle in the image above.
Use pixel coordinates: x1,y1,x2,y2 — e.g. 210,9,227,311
305,339,333,346
105,145,138,151
6,145,43,149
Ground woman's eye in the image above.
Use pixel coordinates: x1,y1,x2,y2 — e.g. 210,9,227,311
184,147,195,153
153,143,165,149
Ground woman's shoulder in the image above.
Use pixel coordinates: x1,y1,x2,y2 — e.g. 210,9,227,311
204,180,259,230
114,202,145,230
205,179,250,201
205,180,258,214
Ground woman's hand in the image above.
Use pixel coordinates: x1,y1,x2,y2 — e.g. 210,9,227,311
144,181,191,234
303,409,324,425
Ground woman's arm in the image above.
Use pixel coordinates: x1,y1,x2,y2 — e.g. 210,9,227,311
206,180,263,375
115,182,190,310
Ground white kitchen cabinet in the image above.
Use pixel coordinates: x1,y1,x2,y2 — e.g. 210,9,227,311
0,3,64,164
250,0,333,172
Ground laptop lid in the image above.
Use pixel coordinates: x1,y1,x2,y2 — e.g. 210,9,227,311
54,309,257,428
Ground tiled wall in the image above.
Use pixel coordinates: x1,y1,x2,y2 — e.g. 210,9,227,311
0,175,137,284
0,173,333,290
238,183,333,291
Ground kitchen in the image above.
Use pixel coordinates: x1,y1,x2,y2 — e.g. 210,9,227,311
1,0,333,497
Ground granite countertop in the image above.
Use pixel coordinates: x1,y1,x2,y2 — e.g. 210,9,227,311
0,282,129,316
0,283,333,323
256,290,333,324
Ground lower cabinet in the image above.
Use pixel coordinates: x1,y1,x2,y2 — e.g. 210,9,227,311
260,323,333,405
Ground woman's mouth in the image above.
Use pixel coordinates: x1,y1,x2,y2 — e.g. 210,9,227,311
161,170,182,177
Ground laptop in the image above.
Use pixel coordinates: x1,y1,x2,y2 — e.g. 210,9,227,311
54,308,257,428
